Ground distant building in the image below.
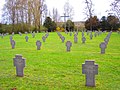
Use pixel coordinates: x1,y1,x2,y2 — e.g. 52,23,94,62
57,21,85,29
74,21,85,28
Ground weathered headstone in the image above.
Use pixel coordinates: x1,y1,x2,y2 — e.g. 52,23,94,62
25,32,28,35
11,40,16,49
12,32,14,36
10,36,13,45
99,42,107,54
82,60,98,87
36,40,42,50
13,54,26,77
87,31,89,35
70,32,72,36
82,37,86,43
104,38,109,45
45,33,49,38
90,33,93,40
66,41,72,52
32,33,35,38
118,31,120,34
94,32,97,37
74,35,78,43
42,36,46,42
82,32,84,37
61,36,65,43
25,36,29,42
19,32,22,36
1,34,3,38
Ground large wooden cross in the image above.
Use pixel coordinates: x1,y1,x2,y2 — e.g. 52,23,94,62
61,13,69,31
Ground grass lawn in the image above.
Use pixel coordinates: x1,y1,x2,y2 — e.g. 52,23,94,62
0,32,120,90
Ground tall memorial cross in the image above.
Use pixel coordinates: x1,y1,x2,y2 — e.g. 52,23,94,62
61,13,69,31
82,60,98,87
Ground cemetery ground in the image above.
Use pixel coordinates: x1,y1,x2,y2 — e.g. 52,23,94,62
0,32,120,90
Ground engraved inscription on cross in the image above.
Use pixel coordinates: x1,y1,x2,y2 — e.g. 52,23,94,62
82,60,98,87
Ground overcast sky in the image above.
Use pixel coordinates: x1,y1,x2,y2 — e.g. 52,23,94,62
0,0,113,22
46,0,113,21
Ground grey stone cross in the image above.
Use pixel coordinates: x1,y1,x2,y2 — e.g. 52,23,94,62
32,32,35,38
61,36,65,43
99,42,107,54
10,35,13,44
42,36,46,42
90,33,93,40
11,40,16,49
25,36,29,42
74,35,78,43
66,41,72,52
13,54,26,77
36,40,42,50
82,37,86,43
82,60,98,87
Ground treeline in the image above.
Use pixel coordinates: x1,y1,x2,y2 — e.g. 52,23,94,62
0,0,120,34
1,0,47,33
85,15,120,31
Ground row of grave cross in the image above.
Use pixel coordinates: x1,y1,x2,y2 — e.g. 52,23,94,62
9,32,49,50
8,31,112,54
1,30,117,39
13,54,98,87
99,31,112,54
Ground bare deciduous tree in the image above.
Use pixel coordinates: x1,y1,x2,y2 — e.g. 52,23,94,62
64,1,74,20
2,0,46,32
110,0,120,20
83,0,94,30
52,8,61,23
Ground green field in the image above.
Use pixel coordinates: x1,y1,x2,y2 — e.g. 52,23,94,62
0,32,120,90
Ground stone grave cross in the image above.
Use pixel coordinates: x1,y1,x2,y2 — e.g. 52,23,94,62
11,40,16,49
61,36,65,43
36,40,42,50
42,36,46,42
25,36,29,42
13,54,26,77
74,34,78,43
82,60,98,87
82,37,86,43
66,41,72,52
99,42,107,54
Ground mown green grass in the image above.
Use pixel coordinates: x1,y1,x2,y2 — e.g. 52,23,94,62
0,32,120,90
